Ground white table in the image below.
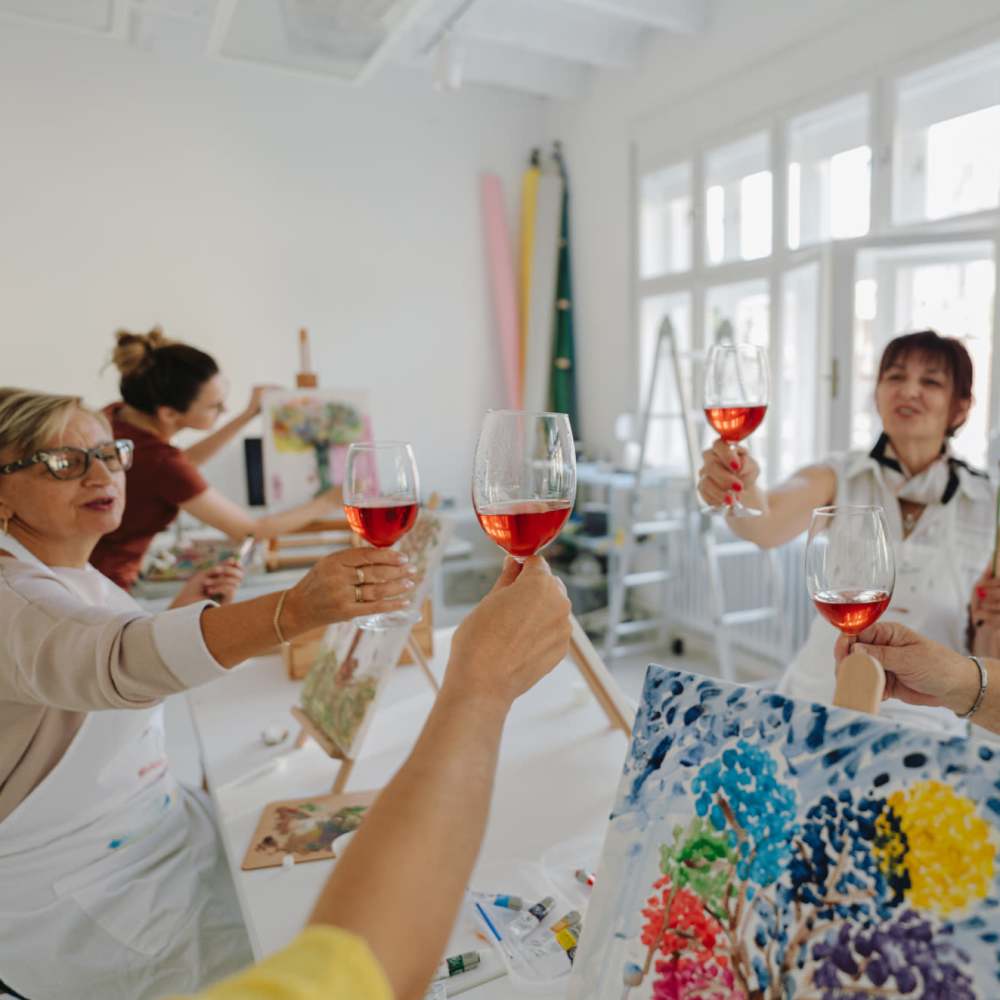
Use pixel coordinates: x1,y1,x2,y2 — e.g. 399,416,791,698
186,627,631,998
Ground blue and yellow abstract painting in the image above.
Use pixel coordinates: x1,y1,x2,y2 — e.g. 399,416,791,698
569,667,1000,1000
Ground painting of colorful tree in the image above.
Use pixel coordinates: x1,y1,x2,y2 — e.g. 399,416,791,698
271,395,365,492
570,670,1000,1000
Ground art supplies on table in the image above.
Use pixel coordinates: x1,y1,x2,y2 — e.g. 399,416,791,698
433,950,480,981
568,665,1000,999
241,790,376,870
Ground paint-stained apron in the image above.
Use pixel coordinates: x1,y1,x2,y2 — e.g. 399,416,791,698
0,537,251,999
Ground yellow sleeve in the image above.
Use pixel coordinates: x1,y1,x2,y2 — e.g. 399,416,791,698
174,926,394,1000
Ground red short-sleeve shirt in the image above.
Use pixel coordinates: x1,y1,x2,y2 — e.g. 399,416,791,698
90,404,209,590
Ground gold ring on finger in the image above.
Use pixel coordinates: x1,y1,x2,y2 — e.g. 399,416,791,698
354,584,364,603
356,567,365,585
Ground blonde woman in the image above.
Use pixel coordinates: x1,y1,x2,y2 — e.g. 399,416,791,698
0,388,414,1000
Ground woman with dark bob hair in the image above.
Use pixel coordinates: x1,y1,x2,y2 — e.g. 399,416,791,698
91,328,341,590
698,330,998,733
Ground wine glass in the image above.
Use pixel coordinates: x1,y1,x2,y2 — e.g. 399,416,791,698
806,506,895,637
343,441,420,630
473,410,576,562
703,343,769,517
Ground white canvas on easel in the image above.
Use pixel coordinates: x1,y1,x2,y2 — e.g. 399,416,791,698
261,388,372,509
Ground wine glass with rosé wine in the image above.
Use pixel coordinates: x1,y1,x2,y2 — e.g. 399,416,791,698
807,505,895,637
703,342,769,517
344,441,420,630
473,410,576,562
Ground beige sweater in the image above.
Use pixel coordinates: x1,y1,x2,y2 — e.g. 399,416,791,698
0,549,226,823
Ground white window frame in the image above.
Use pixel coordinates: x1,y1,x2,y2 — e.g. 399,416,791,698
634,23,1000,479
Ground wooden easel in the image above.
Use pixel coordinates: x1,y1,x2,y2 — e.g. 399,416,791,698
296,327,318,388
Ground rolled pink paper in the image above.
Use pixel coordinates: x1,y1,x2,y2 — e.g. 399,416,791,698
480,173,522,409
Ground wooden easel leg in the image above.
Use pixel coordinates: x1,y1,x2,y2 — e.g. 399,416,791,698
406,635,440,692
331,757,355,795
568,617,633,736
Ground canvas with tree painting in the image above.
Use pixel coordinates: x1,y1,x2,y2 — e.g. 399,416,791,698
262,388,372,507
569,666,1000,1000
299,507,449,759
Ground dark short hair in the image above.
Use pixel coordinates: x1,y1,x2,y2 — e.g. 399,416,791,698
111,328,219,416
877,330,974,436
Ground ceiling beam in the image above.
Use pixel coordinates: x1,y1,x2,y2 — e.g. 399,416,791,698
459,0,644,70
558,0,706,34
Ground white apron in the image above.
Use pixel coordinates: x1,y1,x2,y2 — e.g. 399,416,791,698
0,537,252,999
777,449,995,736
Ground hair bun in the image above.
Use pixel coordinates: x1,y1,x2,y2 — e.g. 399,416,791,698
111,326,172,376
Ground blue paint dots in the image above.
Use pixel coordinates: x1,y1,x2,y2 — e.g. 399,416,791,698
683,704,704,726
903,752,927,768
108,838,123,849
978,746,994,761
873,772,890,787
985,798,1000,818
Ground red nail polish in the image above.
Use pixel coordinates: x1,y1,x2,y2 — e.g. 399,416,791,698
732,482,743,492
729,460,740,471
978,587,987,600
724,494,733,506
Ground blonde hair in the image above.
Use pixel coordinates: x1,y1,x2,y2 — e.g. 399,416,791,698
110,326,173,378
0,388,109,461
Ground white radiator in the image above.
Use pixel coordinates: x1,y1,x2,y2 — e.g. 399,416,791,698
666,521,814,672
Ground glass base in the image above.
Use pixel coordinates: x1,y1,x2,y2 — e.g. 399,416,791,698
357,608,421,632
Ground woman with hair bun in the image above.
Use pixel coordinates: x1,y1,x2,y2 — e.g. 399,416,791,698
91,328,341,591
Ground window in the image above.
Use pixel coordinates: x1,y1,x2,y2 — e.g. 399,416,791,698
705,133,772,264
638,293,692,470
639,163,692,277
894,40,1000,223
787,94,871,248
780,264,821,478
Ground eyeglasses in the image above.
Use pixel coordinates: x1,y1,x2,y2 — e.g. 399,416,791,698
0,439,134,481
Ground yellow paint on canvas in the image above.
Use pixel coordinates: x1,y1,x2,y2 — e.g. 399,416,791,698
874,780,996,915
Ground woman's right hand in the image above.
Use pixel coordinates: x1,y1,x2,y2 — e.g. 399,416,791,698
283,547,416,632
697,438,761,508
834,621,981,714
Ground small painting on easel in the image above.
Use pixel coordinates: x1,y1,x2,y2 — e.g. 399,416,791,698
299,507,450,759
241,790,377,870
261,388,372,507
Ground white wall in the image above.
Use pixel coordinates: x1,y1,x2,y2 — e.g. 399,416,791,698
0,18,547,503
547,0,1000,459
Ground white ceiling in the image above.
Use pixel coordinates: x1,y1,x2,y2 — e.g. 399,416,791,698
0,0,709,99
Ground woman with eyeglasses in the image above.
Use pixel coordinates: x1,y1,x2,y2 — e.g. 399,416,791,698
0,388,415,1000
90,328,342,592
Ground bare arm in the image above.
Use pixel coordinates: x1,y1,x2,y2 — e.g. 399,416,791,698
308,558,572,1000
181,485,342,542
697,437,836,548
183,385,279,467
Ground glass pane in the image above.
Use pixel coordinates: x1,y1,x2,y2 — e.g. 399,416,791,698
787,94,870,248
704,279,771,480
704,133,772,265
894,40,1000,223
639,162,692,278
850,243,995,468
780,264,821,478
638,293,692,471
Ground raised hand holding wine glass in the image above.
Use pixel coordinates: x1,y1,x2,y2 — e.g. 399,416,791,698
343,441,420,630
702,343,769,517
473,410,576,561
807,505,895,637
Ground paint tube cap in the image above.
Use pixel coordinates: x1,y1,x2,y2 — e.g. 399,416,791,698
458,952,480,972
551,910,582,932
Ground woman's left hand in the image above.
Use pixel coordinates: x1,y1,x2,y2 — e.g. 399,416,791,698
970,565,1000,630
170,562,245,608
244,384,283,418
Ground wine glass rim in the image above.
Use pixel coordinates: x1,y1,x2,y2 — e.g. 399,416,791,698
812,504,885,516
485,408,571,420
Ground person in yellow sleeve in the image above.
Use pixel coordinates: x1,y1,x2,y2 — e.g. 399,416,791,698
173,554,573,1000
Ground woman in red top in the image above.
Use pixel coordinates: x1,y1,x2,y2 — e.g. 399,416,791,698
91,329,342,590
